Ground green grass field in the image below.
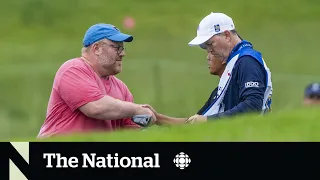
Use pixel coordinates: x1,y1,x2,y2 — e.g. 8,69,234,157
31,107,319,142
0,0,319,141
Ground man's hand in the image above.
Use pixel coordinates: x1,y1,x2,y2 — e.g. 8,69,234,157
141,104,195,126
141,104,162,125
136,106,157,124
141,104,158,118
185,114,207,124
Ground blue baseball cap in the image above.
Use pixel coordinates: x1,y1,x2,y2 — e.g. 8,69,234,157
304,83,320,97
82,23,133,47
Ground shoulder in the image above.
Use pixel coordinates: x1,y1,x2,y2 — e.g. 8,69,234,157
54,58,95,87
232,55,267,85
57,58,87,72
56,58,93,77
234,55,265,73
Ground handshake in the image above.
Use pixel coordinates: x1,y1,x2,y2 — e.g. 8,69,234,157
132,104,208,127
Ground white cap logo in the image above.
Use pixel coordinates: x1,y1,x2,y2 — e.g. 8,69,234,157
189,12,235,46
214,24,220,32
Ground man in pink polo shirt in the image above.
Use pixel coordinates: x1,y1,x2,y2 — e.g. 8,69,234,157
37,23,155,138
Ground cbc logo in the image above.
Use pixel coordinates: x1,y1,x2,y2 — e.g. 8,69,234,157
173,152,191,169
245,81,259,88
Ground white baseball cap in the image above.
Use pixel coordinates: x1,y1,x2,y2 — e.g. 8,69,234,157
188,12,235,46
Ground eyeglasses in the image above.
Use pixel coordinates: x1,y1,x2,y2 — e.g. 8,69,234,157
100,42,125,54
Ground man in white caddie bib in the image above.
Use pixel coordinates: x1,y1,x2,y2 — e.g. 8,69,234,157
185,12,273,123
142,12,273,126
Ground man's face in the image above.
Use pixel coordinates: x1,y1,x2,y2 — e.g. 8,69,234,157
303,95,320,105
207,52,226,76
202,31,232,60
93,39,126,75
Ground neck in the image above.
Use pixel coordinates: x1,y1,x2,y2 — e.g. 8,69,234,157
81,54,109,79
224,36,242,62
217,67,226,78
230,36,242,51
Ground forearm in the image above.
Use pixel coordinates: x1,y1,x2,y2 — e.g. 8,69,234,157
82,96,145,120
155,113,187,125
97,98,142,119
208,96,263,120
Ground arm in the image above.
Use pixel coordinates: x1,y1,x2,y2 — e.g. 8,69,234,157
141,105,187,125
141,88,219,125
207,56,266,120
59,66,153,120
155,113,188,125
79,96,151,120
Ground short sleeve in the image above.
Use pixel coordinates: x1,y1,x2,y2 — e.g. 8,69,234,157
58,66,104,112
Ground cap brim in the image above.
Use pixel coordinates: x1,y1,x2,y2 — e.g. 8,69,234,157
188,35,213,46
108,33,133,42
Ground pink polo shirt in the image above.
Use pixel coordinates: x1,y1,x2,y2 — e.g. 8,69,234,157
37,58,140,138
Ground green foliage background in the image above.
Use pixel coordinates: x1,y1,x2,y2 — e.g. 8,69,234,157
0,0,319,140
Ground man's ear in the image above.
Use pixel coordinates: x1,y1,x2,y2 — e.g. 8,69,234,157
92,43,101,55
221,59,227,65
224,30,232,42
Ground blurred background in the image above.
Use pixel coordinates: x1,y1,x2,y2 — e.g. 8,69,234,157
0,0,319,140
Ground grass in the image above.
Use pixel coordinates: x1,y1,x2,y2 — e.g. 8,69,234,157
0,0,319,140
24,107,319,142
